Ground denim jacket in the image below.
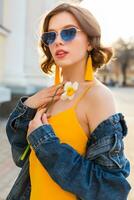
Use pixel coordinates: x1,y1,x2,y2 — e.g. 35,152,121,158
6,97,131,200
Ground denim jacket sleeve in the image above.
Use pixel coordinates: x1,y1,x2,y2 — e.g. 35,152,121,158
27,113,131,200
6,97,37,167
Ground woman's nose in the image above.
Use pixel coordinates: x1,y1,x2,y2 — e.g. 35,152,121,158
54,33,64,46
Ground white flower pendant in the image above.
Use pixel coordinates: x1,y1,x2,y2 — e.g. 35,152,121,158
60,81,79,100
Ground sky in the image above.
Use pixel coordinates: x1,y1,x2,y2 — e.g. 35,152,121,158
80,0,134,45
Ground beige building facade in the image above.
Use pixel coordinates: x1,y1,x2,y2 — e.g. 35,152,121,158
0,0,81,97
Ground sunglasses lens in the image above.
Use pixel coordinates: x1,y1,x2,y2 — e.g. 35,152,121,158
41,32,56,45
61,27,77,42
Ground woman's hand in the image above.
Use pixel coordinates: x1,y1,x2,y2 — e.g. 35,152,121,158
27,108,49,136
24,83,64,109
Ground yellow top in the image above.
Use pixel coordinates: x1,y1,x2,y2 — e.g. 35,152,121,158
29,85,91,200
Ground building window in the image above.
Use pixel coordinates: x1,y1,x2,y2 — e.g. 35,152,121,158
0,0,3,25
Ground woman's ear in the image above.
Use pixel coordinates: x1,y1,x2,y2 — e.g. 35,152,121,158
87,45,93,52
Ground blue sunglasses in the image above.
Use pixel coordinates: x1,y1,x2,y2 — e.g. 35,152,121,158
41,27,82,46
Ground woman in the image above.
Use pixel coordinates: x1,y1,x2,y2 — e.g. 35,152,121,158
6,3,131,200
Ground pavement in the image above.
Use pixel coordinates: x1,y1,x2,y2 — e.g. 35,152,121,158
0,120,20,200
0,87,134,200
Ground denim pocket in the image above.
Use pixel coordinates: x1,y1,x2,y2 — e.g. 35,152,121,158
87,134,127,169
108,133,126,169
10,110,27,131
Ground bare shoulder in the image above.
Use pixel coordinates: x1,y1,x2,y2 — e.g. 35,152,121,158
85,80,117,134
86,80,116,107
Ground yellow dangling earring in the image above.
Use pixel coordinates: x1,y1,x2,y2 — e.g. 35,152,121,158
54,64,61,85
54,55,94,84
84,55,94,81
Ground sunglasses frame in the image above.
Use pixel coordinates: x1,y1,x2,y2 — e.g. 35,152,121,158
41,26,82,46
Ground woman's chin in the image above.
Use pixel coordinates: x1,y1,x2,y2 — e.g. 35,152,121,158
57,61,73,68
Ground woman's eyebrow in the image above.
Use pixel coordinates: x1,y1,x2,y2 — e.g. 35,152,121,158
48,24,79,31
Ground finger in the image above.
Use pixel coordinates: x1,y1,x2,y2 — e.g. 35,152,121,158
28,120,33,127
56,87,64,94
40,91,62,110
42,113,49,124
53,88,64,98
47,81,66,93
46,113,51,118
50,82,65,92
40,107,51,118
41,85,58,96
45,95,61,103
49,86,64,96
34,108,46,120
48,84,63,92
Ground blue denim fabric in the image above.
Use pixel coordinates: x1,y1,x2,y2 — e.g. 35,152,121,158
6,97,37,168
6,97,131,200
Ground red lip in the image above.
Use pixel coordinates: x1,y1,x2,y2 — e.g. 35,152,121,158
55,49,69,57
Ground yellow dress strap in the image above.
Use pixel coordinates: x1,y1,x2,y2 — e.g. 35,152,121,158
72,85,92,109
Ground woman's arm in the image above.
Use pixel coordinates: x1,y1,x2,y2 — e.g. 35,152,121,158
28,103,130,200
27,121,131,200
6,84,63,167
27,86,131,200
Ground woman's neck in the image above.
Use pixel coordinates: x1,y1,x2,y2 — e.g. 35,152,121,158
61,58,88,83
